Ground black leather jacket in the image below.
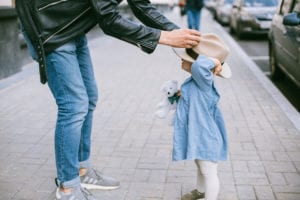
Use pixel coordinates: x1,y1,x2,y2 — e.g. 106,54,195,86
15,0,179,84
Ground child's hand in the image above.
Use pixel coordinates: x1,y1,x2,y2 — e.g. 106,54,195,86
209,57,222,75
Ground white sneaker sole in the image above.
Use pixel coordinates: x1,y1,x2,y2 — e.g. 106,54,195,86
81,183,120,190
55,188,62,200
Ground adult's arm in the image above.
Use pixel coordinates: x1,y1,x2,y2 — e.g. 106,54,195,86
127,0,202,48
127,0,179,30
89,0,200,53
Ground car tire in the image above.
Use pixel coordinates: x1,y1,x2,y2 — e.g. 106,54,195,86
236,24,243,39
269,42,284,81
229,24,235,34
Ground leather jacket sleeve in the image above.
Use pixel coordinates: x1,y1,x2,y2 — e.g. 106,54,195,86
127,0,179,31
89,0,178,53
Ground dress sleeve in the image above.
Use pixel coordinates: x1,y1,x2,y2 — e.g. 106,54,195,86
191,55,215,91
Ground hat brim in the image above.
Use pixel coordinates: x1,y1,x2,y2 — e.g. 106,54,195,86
218,62,231,79
172,48,195,63
172,48,232,79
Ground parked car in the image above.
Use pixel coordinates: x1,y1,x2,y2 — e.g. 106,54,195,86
268,0,300,87
205,0,219,17
215,0,234,25
230,0,278,38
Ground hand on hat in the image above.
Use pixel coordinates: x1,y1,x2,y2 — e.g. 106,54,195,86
209,57,222,76
159,29,201,48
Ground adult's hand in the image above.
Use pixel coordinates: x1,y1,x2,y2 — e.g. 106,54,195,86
159,29,201,48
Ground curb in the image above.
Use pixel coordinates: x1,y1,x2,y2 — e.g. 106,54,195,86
212,18,300,132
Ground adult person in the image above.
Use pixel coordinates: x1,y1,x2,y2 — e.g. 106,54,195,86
184,0,204,30
15,0,201,199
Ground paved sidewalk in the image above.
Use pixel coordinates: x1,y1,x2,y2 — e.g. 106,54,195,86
0,9,300,200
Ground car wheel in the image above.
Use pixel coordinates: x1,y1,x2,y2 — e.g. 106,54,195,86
229,23,235,34
236,24,243,39
269,42,284,80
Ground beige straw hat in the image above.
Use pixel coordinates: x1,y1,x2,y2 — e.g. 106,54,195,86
173,33,232,78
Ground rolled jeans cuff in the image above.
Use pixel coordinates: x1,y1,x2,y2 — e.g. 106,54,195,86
79,159,91,169
61,176,81,188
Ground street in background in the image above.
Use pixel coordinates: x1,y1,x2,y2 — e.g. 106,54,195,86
230,0,278,38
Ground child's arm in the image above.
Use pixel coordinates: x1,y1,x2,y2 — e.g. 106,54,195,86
191,55,220,90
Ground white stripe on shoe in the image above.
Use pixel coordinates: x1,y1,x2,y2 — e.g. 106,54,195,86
83,177,89,183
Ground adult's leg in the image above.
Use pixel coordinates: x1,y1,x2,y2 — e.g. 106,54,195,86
46,37,89,188
75,36,99,169
195,160,220,200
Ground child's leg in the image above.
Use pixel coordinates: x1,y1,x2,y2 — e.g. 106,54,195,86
195,160,219,200
194,160,205,193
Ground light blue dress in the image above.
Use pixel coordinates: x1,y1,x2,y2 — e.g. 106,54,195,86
172,55,228,162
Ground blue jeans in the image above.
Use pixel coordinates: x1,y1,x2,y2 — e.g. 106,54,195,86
186,9,201,31
45,36,98,188
22,32,98,188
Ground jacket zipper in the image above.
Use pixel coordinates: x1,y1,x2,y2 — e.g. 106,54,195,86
38,0,68,11
43,7,91,44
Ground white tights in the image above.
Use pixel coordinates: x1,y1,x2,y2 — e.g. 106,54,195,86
195,160,219,200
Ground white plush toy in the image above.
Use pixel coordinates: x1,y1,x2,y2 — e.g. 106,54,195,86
155,80,181,126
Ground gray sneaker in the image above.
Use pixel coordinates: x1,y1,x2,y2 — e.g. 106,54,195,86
80,168,120,190
55,185,97,200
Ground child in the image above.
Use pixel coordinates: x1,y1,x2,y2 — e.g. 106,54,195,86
172,33,231,200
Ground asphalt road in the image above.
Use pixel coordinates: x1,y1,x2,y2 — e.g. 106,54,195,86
221,26,300,113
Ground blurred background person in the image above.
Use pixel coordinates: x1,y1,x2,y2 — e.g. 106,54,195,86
184,0,204,30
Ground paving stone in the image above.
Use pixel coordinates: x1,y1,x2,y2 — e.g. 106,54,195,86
247,160,265,173
218,160,232,172
254,186,276,200
283,172,300,186
232,160,249,172
219,184,239,200
263,161,297,173
236,185,256,200
234,172,269,185
148,170,167,183
163,182,181,200
287,152,300,161
275,193,300,200
294,161,300,172
126,182,165,199
267,172,287,186
280,139,300,151
231,151,260,161
219,171,235,185
258,151,276,161
133,169,150,182
242,142,256,151
272,185,300,194
273,151,291,161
